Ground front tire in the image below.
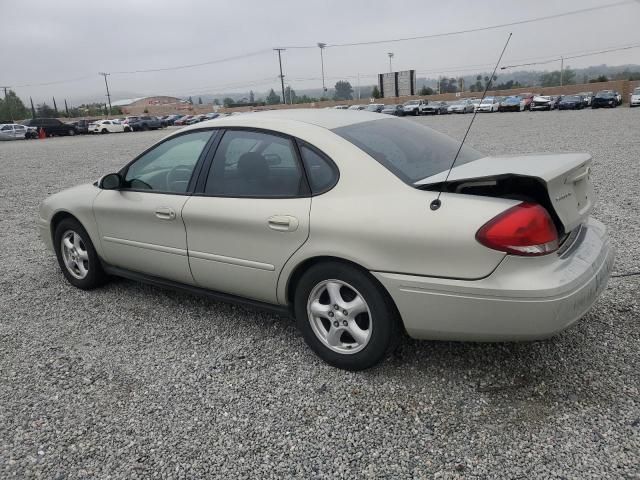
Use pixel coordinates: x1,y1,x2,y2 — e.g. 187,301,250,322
294,262,399,371
68,129,76,136
54,218,108,290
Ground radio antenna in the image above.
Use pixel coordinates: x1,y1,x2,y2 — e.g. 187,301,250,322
430,32,512,211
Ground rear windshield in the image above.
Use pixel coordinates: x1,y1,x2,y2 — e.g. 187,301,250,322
332,119,484,184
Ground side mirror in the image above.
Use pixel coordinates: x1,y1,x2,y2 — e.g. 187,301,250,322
99,173,123,190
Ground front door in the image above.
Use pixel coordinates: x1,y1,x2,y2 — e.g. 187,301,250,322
182,129,311,303
93,129,214,284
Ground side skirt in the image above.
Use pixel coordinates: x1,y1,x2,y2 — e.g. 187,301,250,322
102,264,293,317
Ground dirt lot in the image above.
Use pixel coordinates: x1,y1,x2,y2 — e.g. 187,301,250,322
0,108,638,479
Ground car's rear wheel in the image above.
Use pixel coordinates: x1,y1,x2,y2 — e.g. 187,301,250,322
101,128,108,134
294,262,399,371
54,218,108,290
68,129,75,136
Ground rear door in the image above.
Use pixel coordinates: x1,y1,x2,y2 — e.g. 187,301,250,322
93,129,216,284
182,129,311,303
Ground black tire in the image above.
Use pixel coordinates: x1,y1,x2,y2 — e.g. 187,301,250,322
53,218,108,290
68,129,76,136
294,261,400,371
101,128,108,134
142,124,149,131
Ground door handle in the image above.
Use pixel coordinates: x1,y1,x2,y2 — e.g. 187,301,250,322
155,207,176,220
268,215,299,232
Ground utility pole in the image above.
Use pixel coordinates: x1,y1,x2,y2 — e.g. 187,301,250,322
64,99,70,117
1,86,12,121
318,43,327,96
560,56,564,87
273,48,287,105
98,72,112,115
30,97,36,119
53,97,58,115
388,52,394,73
357,73,361,100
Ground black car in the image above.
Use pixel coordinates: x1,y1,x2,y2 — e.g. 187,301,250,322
558,95,585,110
21,118,78,136
592,91,617,109
71,119,99,134
420,101,449,115
380,104,405,116
128,115,163,131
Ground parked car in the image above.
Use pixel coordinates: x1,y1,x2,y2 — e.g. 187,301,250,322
162,114,183,126
470,99,482,111
630,87,640,107
88,120,125,134
348,105,366,110
37,109,614,371
592,91,618,108
21,118,77,136
128,115,163,131
558,95,585,110
365,104,385,113
70,119,98,134
333,105,349,110
0,123,37,140
419,101,449,115
530,96,555,111
498,96,524,112
203,113,220,121
381,104,405,116
578,92,594,107
448,99,474,114
477,97,500,112
174,115,193,126
519,93,536,110
402,99,427,115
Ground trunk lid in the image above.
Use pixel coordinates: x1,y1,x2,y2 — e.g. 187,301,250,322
416,153,594,232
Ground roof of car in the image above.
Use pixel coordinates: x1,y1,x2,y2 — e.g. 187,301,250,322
182,108,389,131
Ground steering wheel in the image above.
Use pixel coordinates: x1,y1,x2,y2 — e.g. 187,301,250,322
167,165,193,192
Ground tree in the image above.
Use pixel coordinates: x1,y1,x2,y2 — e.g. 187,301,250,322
266,89,280,105
188,96,193,105
419,86,434,96
36,103,56,118
539,69,576,87
371,85,381,99
589,75,609,83
213,98,220,106
333,81,354,101
0,89,29,120
223,97,235,107
249,90,255,103
494,80,522,90
198,97,203,104
284,86,297,104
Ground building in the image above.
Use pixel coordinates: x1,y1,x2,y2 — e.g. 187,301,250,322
112,96,192,115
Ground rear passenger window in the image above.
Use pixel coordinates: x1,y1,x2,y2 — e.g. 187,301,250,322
299,144,338,194
205,130,305,198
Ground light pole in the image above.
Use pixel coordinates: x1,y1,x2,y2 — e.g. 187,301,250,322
318,43,327,96
560,56,564,86
388,52,394,73
98,72,112,115
274,48,287,104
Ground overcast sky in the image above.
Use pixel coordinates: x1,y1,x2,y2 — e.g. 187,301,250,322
2,0,639,104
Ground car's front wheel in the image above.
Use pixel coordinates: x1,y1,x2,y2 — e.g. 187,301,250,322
294,262,399,370
54,218,108,290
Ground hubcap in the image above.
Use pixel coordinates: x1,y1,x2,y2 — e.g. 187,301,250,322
307,279,372,355
60,230,89,280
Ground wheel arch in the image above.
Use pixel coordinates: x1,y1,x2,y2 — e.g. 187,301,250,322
283,255,404,332
50,211,82,242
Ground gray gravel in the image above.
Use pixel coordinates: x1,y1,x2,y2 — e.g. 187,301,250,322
0,111,638,479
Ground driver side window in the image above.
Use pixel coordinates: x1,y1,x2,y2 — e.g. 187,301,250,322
124,130,212,193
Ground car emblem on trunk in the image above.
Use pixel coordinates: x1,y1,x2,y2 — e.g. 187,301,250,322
555,192,573,201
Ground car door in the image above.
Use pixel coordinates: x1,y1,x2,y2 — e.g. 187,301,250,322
93,129,216,284
182,129,312,303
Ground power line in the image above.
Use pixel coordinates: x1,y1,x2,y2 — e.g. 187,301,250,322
279,0,636,49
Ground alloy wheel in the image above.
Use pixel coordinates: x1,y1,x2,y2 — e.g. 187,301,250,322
307,279,372,355
60,230,89,279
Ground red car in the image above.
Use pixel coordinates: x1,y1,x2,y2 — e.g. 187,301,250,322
174,115,194,126
519,93,539,111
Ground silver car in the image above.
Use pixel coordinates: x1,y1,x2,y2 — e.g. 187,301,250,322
38,110,614,370
0,123,36,140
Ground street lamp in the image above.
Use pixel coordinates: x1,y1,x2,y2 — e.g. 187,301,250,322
318,43,327,95
387,52,394,73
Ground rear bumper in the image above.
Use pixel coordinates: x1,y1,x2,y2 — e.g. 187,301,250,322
373,217,614,341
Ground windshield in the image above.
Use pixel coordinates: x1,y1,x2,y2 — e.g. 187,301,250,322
563,96,581,102
365,105,380,111
634,88,640,95
480,98,494,104
332,119,483,184
404,100,419,105
596,92,613,98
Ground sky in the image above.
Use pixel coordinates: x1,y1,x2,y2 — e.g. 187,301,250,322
2,0,639,104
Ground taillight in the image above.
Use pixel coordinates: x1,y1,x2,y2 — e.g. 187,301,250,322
476,202,558,256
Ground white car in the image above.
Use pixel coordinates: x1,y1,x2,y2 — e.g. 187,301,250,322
37,109,614,370
88,120,125,134
477,97,500,112
0,123,37,140
402,99,427,115
347,105,366,110
630,87,640,107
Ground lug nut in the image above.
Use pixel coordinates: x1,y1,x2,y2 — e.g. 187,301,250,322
328,312,334,317
334,305,339,310
343,310,348,315
342,320,348,326
333,321,339,327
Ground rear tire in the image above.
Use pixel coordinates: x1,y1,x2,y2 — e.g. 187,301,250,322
54,218,108,290
294,262,399,371
68,129,75,136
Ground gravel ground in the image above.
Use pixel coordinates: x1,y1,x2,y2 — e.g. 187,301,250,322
0,110,638,479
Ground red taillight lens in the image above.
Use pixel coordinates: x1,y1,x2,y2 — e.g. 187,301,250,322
476,202,559,256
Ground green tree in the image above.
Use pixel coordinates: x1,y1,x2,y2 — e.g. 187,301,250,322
223,97,235,107
249,90,255,103
333,81,353,101
198,97,203,104
419,86,434,96
540,69,576,87
213,98,220,106
494,80,522,90
188,96,193,104
266,89,280,105
589,75,609,83
294,94,319,104
284,86,297,104
36,103,56,117
0,90,30,120
371,85,381,99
